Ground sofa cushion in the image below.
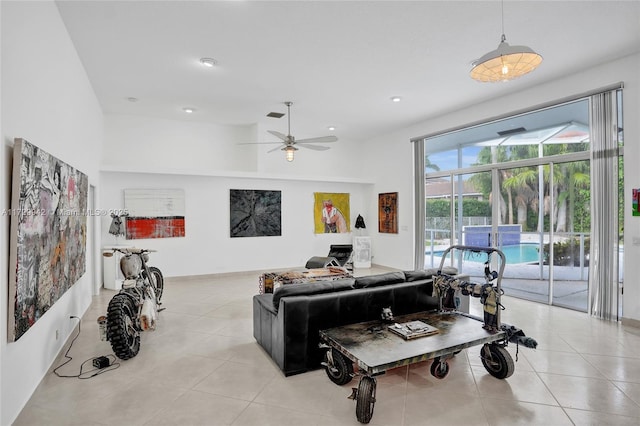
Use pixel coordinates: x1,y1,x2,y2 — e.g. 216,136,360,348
353,271,406,288
403,270,432,282
272,278,355,310
403,267,458,282
439,266,458,275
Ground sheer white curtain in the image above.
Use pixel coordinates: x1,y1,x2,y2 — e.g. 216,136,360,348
588,90,620,320
414,141,425,270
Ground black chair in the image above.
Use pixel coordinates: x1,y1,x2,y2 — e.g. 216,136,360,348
305,244,353,271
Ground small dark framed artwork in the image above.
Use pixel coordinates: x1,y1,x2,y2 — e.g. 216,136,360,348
378,192,398,234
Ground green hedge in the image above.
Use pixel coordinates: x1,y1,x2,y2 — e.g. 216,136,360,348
426,199,491,217
543,238,590,266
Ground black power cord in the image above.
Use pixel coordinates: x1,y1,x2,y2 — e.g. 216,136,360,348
53,316,120,379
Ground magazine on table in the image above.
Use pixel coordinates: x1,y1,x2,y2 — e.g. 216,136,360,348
388,320,439,340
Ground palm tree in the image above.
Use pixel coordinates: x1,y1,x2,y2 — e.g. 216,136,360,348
553,161,590,233
503,167,538,230
425,155,440,172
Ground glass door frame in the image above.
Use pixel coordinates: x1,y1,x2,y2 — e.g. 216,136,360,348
426,151,590,307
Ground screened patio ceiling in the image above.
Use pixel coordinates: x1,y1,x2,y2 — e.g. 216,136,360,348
425,99,591,154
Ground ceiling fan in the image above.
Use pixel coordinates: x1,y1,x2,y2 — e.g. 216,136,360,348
242,101,337,162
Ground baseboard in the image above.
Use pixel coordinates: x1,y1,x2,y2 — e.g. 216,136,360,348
621,316,640,329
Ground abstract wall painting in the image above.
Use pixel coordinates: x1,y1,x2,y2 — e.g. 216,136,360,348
378,192,398,234
124,189,185,239
9,138,89,342
230,189,282,237
314,192,350,234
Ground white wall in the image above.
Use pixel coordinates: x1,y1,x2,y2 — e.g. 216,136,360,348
103,114,258,173
103,113,368,180
99,170,370,277
0,2,103,424
100,111,374,278
364,52,640,324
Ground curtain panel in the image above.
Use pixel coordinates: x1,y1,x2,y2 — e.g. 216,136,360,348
414,141,425,270
588,90,620,320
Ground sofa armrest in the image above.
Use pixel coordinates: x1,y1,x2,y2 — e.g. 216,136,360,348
253,294,277,359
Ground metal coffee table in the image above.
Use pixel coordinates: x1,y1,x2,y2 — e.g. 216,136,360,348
319,245,537,424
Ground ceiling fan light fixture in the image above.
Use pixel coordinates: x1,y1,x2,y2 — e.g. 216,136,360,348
239,101,337,160
284,145,297,162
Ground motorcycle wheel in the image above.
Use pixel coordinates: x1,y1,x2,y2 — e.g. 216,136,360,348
148,266,164,304
107,293,140,360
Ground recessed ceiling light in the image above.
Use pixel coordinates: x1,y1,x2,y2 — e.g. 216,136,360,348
391,96,402,102
328,126,336,131
199,57,217,67
183,107,195,114
127,97,138,102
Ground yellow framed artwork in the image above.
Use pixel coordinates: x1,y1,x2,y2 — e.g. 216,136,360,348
314,192,350,234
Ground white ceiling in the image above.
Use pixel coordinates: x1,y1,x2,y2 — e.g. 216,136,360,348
55,1,640,144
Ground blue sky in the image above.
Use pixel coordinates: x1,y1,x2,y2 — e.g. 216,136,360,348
427,146,483,173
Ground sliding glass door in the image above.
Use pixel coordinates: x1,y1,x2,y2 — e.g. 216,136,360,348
419,95,619,313
496,164,551,305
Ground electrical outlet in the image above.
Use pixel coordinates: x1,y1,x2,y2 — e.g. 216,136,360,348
55,329,59,340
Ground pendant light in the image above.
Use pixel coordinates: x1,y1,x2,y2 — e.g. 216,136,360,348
284,145,297,162
470,0,542,82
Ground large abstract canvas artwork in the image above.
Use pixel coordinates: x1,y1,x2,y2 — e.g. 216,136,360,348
9,139,88,342
314,192,350,234
124,189,185,239
230,189,281,237
378,192,398,234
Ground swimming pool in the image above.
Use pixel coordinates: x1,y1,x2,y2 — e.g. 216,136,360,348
426,243,541,265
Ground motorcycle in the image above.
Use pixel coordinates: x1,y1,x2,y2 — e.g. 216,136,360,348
100,247,164,360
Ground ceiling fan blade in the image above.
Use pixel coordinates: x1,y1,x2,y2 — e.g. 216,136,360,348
297,144,330,151
295,135,338,144
237,141,283,145
267,145,284,153
267,130,288,141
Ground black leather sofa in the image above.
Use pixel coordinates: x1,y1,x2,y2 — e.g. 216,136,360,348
252,268,456,376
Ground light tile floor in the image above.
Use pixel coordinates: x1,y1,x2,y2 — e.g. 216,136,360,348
13,268,640,425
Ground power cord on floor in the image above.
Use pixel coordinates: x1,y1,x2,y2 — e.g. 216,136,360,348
53,316,121,379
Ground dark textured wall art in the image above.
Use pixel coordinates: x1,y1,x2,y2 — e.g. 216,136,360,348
8,139,88,342
230,189,282,237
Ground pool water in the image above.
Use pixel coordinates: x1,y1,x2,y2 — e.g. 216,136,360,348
493,244,541,264
427,243,541,265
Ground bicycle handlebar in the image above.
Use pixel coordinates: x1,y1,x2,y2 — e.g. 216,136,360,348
102,247,156,257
